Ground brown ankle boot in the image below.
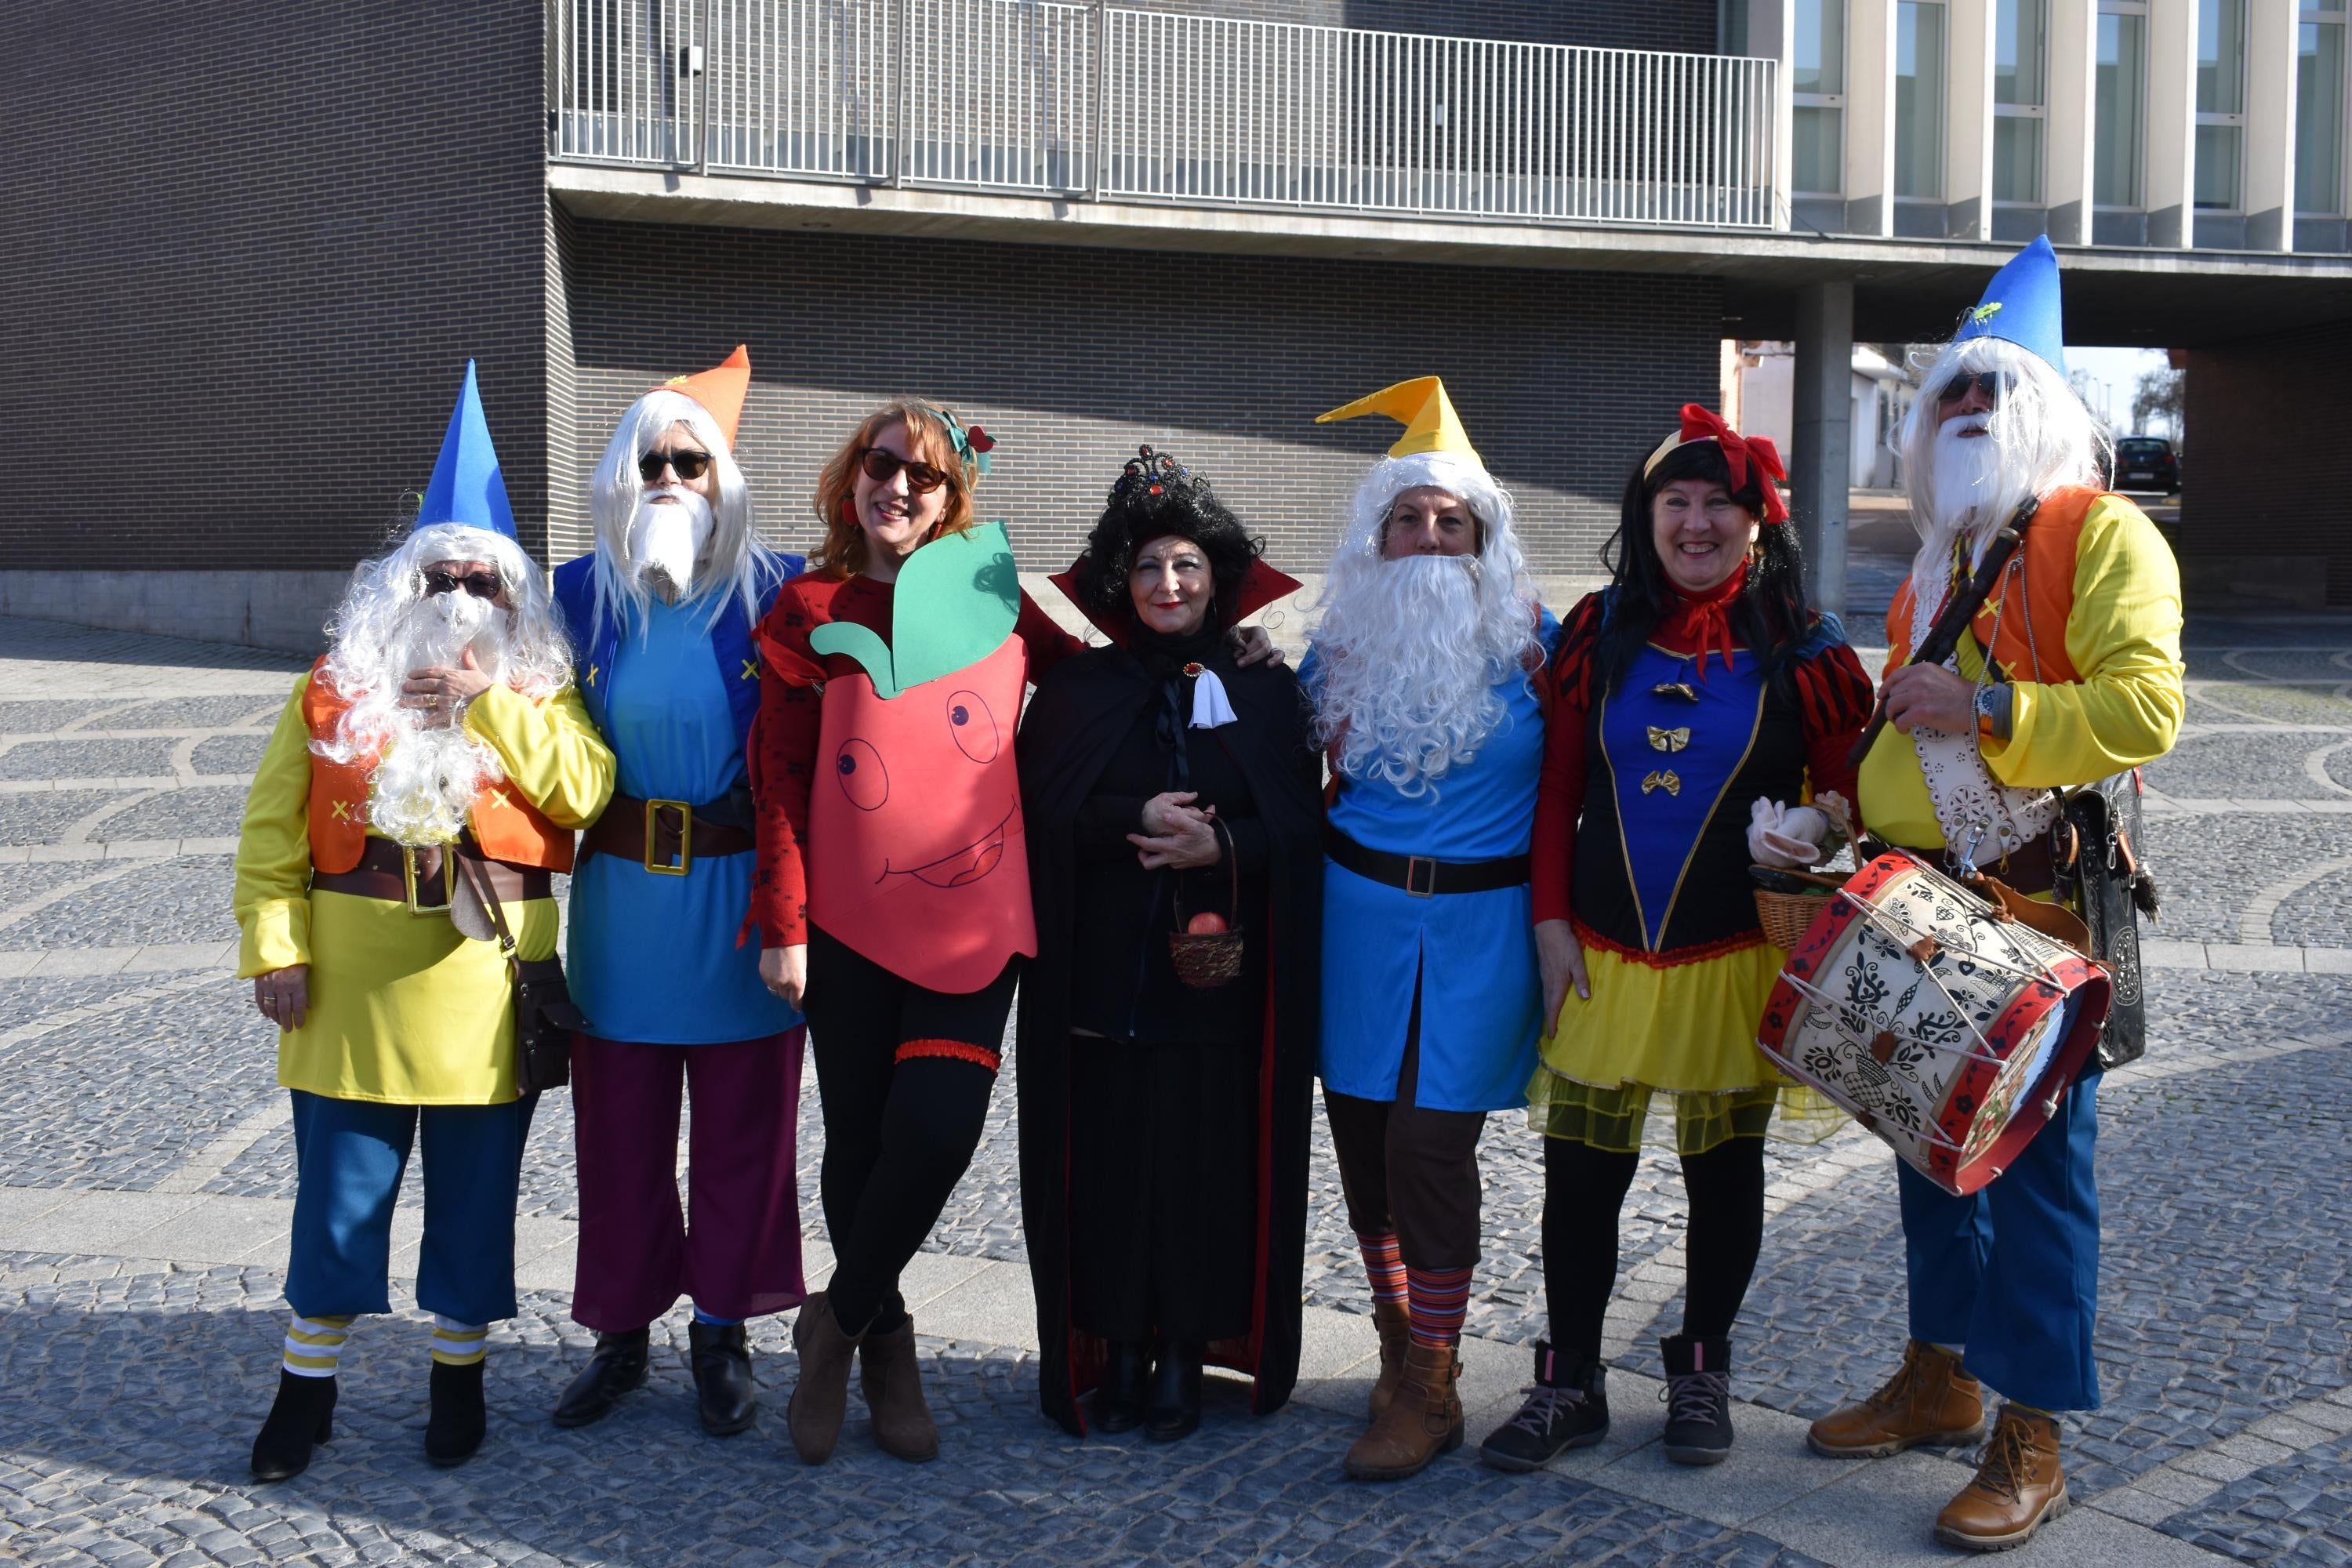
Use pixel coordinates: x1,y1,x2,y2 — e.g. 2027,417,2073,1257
1934,1404,2069,1552
787,1293,866,1465
858,1315,938,1463
1344,1338,1463,1481
1807,1340,1986,1457
1367,1300,1412,1421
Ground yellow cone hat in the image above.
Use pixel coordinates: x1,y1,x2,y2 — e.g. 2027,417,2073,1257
1315,376,1481,469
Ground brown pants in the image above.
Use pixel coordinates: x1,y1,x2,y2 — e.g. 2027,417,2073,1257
1323,979,1488,1272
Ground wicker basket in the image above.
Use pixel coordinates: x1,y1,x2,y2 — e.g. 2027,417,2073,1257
1168,819,1244,990
1751,866,1850,950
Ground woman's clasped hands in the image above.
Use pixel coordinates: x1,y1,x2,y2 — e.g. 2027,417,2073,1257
1129,790,1224,870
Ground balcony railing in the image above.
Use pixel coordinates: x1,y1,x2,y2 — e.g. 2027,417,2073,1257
550,0,1785,231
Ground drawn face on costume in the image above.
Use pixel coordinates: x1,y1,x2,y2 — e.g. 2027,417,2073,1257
1650,480,1757,595
853,419,952,570
1128,533,1214,637
826,638,1018,884
1380,486,1477,559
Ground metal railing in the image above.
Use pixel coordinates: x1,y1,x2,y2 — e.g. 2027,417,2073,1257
550,0,1784,230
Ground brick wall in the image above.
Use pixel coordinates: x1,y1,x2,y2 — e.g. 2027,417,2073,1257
552,220,1723,579
0,0,553,573
2182,318,2352,606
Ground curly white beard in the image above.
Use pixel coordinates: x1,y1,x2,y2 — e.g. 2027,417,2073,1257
319,590,510,847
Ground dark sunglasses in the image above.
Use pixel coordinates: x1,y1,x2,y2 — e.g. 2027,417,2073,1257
638,448,713,483
857,447,951,494
1937,371,2015,405
423,569,502,601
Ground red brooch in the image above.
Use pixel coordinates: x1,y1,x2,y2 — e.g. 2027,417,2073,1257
1182,662,1204,677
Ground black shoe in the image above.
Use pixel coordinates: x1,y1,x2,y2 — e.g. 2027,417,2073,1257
689,1320,758,1437
1479,1341,1610,1472
551,1327,651,1428
1145,1342,1203,1443
1094,1340,1150,1435
251,1369,338,1483
1660,1334,1734,1466
425,1359,487,1468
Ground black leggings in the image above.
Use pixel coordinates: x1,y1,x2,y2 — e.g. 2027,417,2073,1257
1542,1134,1766,1359
800,926,1019,1334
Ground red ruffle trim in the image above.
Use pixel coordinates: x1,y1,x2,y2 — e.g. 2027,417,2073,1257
1572,916,1766,971
895,1037,1003,1072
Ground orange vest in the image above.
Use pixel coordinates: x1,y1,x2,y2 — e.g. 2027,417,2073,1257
300,659,575,874
1886,485,2105,685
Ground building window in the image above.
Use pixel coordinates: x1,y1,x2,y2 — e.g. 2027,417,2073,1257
1994,0,2049,203
2096,2,2147,209
2196,0,2246,210
1896,2,1947,199
2301,9,2348,215
1794,0,1847,194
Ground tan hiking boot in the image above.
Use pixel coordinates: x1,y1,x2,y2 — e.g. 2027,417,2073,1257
1934,1404,2069,1552
786,1293,866,1465
1807,1339,1987,1457
858,1314,938,1463
1367,1300,1412,1421
1344,1339,1463,1482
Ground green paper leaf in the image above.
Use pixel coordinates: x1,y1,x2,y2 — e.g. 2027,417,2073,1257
808,619,901,699
888,520,1021,693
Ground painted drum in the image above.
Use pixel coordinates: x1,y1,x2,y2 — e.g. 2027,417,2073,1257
1756,851,2111,1196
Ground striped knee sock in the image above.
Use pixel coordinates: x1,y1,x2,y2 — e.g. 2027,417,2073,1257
1357,1229,1408,1310
1405,1265,1474,1348
282,1313,354,1378
428,1316,488,1368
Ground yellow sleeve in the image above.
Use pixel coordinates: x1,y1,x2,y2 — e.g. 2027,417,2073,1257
233,676,318,978
1984,495,2184,789
464,681,616,829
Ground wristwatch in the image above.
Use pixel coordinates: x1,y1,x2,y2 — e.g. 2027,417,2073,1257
1973,681,2013,742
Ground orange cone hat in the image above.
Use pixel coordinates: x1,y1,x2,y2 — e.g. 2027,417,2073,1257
662,345,750,448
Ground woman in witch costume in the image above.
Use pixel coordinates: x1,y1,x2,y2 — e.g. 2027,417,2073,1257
1017,447,1323,1441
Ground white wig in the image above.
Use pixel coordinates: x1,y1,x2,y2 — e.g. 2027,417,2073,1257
587,387,782,636
1305,451,1544,799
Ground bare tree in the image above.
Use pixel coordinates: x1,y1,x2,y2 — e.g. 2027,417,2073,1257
2131,366,2185,446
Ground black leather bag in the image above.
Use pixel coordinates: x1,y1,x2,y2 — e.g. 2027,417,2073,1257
452,852,587,1094
2056,778,2150,1073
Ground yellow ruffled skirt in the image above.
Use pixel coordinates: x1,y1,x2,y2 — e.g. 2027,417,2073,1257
1527,931,1844,1155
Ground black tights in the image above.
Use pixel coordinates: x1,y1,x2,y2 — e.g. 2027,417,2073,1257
1542,1134,1766,1359
801,927,1018,1335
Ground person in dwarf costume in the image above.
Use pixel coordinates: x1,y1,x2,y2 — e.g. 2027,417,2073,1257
546,347,810,1436
1806,238,2183,1552
234,364,615,1481
1300,377,1562,1483
1016,446,1324,1443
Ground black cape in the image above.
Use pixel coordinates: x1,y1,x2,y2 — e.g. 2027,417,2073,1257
1015,641,1323,1436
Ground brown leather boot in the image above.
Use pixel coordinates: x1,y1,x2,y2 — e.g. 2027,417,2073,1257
858,1315,938,1463
786,1293,866,1466
1934,1404,2069,1552
1343,1338,1463,1481
1367,1300,1412,1421
1807,1340,1986,1457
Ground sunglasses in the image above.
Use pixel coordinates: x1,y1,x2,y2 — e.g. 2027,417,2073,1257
857,447,951,494
423,569,503,601
638,448,713,483
1937,371,2015,405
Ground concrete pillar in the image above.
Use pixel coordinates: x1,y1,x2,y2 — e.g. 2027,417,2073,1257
2145,0,2199,249
1946,0,1998,238
1794,278,1856,619
1846,1,1896,236
2046,0,2099,243
2244,0,2299,252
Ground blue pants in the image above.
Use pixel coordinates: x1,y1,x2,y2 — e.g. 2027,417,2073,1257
1897,1073,2101,1413
285,1090,538,1325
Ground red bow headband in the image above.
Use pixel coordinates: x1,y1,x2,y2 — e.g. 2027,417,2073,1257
1642,404,1789,524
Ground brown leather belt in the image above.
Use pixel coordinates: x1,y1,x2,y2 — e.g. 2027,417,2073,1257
310,838,552,909
581,792,754,876
1886,834,2056,897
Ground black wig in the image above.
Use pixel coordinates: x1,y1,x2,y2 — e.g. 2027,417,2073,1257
1072,446,1266,631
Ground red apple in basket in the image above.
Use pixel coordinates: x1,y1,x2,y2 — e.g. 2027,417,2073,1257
1186,912,1229,935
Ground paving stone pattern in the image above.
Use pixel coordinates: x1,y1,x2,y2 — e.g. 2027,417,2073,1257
2162,1429,2352,1565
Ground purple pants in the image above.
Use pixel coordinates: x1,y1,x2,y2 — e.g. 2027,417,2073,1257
569,1029,808,1332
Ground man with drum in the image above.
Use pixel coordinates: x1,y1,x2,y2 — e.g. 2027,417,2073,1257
1807,238,2183,1552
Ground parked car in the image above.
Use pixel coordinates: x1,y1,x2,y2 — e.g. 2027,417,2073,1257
2107,436,2181,494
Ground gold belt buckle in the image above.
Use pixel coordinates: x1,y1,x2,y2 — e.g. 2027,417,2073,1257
645,798,693,876
402,845,456,915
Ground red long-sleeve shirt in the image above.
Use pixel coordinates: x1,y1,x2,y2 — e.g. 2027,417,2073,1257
746,572,1083,947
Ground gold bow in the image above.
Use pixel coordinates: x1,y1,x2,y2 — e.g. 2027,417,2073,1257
1647,726,1690,753
1641,770,1682,797
1652,681,1698,703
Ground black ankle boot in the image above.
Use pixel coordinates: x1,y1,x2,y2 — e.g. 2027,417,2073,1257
1094,1341,1149,1434
1660,1334,1734,1466
689,1320,757,1436
251,1369,338,1483
1478,1341,1610,1472
552,1327,651,1428
425,1359,487,1467
1145,1342,1203,1443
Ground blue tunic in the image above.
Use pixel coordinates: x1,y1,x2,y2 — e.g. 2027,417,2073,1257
1308,608,1561,1112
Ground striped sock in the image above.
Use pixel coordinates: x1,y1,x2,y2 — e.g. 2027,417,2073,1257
1405,1265,1474,1349
281,1313,354,1379
1356,1229,1408,1309
428,1316,488,1368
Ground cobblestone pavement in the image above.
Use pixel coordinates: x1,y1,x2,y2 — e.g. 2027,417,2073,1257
2,610,2350,1566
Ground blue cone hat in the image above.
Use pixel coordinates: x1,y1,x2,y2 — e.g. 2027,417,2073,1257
1953,235,2066,378
416,361,518,539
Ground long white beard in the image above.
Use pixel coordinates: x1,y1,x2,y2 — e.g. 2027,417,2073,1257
320,592,512,847
1310,554,1529,799
1910,415,2024,636
628,488,714,601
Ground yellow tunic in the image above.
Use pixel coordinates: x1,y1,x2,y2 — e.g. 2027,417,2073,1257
233,677,615,1105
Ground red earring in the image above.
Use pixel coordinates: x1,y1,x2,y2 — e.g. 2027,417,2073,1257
840,496,856,525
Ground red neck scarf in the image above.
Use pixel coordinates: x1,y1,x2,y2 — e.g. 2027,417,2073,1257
1658,561,1748,680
